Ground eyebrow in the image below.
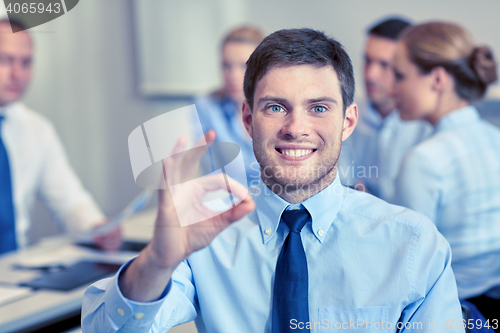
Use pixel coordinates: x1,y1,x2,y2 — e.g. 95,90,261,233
256,96,288,105
256,96,338,105
306,97,338,104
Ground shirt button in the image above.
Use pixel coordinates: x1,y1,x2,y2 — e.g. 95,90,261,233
117,307,125,316
265,228,271,235
135,313,144,319
318,229,324,236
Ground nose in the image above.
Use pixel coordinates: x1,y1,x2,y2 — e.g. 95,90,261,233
365,62,380,82
280,110,309,140
11,61,24,80
229,67,245,84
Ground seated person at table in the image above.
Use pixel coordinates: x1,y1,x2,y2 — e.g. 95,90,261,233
82,28,463,333
0,19,121,254
194,25,265,187
392,21,500,324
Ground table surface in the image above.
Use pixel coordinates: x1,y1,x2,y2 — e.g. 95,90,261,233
0,209,157,333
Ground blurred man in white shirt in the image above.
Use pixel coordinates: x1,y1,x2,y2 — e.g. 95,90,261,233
0,19,120,253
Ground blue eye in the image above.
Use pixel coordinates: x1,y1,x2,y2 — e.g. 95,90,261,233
313,106,325,113
271,105,283,112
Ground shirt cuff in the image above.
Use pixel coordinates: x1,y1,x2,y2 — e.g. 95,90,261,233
103,259,172,329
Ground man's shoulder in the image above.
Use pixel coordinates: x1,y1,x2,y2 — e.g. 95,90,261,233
11,102,54,130
193,92,224,111
341,187,433,231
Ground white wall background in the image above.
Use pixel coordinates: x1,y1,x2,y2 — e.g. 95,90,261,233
14,0,499,239
136,0,500,98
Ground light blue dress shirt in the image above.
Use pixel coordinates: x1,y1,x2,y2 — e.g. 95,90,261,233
393,105,500,300
193,94,260,186
339,103,431,201
82,176,464,333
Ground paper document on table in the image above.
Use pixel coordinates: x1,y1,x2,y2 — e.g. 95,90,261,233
0,286,33,307
14,244,90,269
91,189,154,237
14,243,137,270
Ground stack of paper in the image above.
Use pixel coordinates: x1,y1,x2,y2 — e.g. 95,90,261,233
0,286,32,307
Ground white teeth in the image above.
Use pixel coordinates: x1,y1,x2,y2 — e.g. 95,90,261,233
280,149,313,157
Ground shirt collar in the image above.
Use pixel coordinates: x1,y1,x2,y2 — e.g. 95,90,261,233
363,104,400,129
254,175,344,244
0,102,20,120
220,97,237,119
434,105,480,133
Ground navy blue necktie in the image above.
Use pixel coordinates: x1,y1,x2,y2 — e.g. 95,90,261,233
272,208,311,332
0,115,16,254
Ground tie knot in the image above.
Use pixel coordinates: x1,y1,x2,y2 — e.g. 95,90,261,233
281,208,311,233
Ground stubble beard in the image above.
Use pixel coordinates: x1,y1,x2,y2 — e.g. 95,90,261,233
254,137,341,203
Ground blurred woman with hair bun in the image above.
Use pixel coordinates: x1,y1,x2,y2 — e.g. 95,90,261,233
392,21,500,325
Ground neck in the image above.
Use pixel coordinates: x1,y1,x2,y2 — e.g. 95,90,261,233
233,99,243,112
371,100,395,119
262,167,337,204
426,94,469,126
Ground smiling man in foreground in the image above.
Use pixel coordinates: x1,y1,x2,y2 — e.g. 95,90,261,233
82,28,463,332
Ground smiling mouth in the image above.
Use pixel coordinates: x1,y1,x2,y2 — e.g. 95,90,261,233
276,148,316,157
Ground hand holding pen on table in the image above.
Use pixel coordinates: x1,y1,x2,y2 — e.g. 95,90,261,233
91,188,155,251
93,223,122,252
119,130,255,302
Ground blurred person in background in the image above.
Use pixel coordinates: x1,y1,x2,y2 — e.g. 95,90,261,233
0,19,121,254
194,25,265,186
392,21,500,327
338,17,430,201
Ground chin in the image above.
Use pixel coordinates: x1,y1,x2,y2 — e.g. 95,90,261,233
276,165,334,189
227,91,243,102
399,113,410,121
0,96,19,105
397,108,415,121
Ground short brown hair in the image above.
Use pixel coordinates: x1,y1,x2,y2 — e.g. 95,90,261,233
400,21,497,102
0,18,28,33
222,25,265,47
244,28,355,113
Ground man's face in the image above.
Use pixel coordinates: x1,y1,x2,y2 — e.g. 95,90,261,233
242,64,357,192
221,42,256,104
364,35,397,111
0,23,32,106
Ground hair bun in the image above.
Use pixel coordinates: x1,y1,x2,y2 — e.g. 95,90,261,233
470,46,498,85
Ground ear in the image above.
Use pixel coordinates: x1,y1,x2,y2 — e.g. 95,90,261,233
430,66,448,93
342,103,358,142
242,100,253,138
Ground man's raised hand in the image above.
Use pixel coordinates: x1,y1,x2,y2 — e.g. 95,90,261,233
120,130,254,302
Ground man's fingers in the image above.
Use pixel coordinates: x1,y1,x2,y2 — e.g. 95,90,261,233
220,193,255,224
172,135,188,155
181,130,217,175
163,130,218,188
199,130,216,146
162,136,187,186
223,175,250,201
191,174,252,226
198,173,248,202
159,158,174,206
194,193,254,232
